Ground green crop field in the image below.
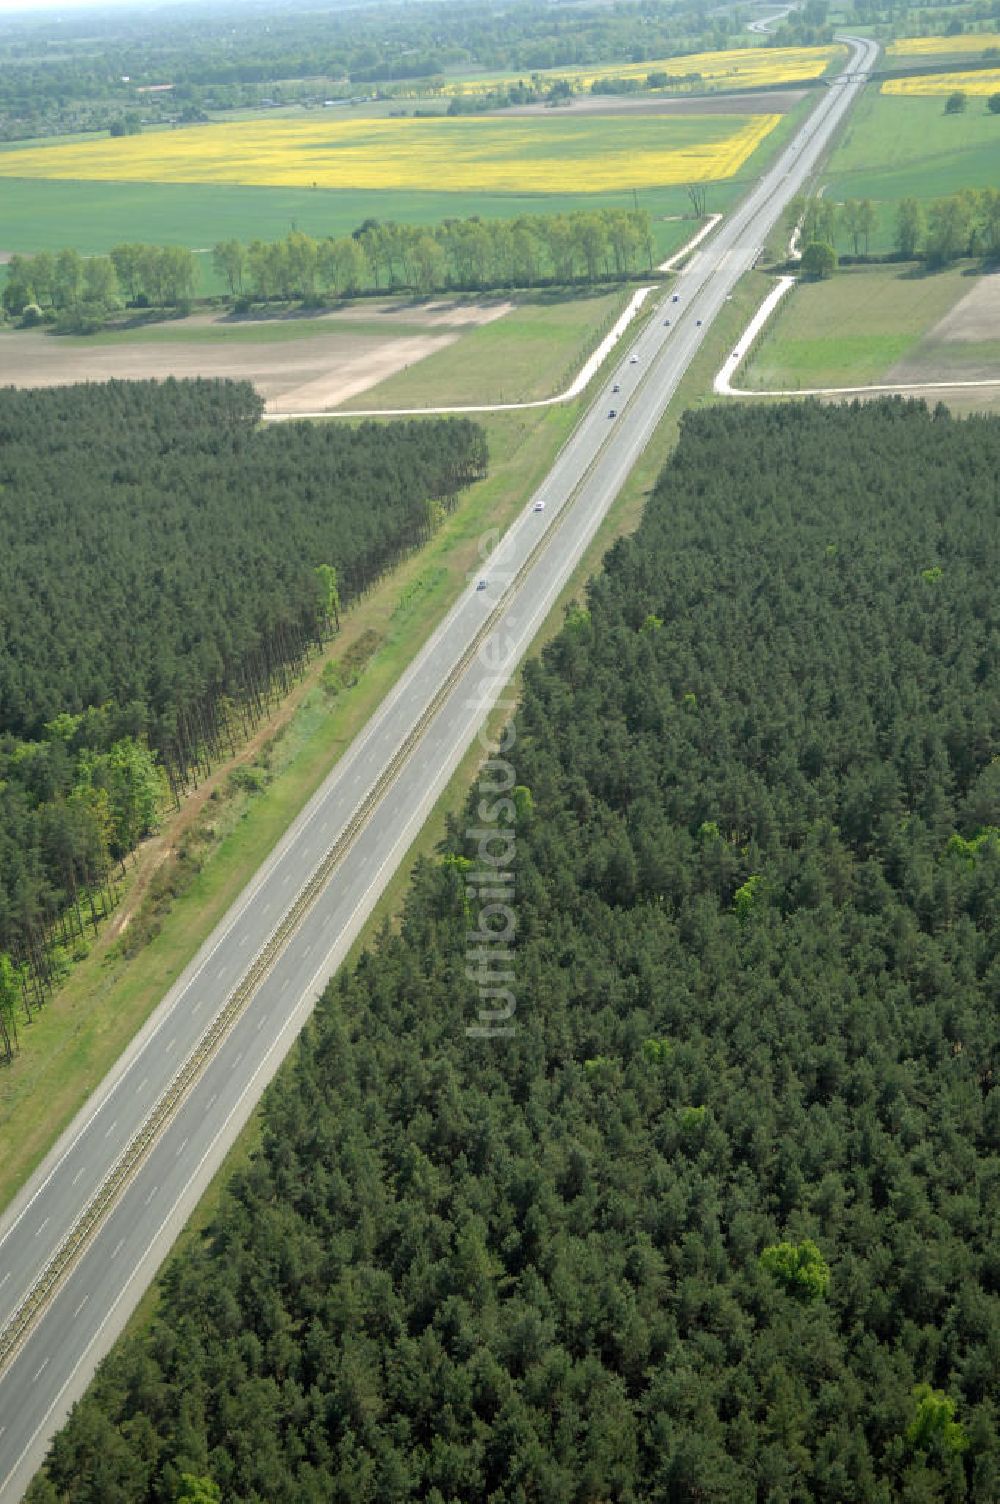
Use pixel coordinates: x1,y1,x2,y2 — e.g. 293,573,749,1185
341,286,633,407
743,263,972,388
0,176,705,283
0,97,809,272
822,86,1000,250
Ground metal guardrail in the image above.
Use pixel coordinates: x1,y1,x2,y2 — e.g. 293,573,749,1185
0,360,634,1378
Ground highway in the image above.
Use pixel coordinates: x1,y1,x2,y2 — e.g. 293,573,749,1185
0,32,877,1502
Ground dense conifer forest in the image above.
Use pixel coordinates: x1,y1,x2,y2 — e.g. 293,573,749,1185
0,379,486,1027
29,399,1000,1502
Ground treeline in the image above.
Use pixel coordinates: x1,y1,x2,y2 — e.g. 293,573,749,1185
2,210,657,329
766,0,833,47
1,0,735,140
445,67,703,113
892,189,1000,266
2,244,198,329
29,399,1000,1501
790,188,1000,266
211,211,655,299
0,720,164,1060
0,379,486,1012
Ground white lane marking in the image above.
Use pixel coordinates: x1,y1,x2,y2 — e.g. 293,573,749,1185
282,871,293,885
0,53,871,1498
32,1359,49,1384
192,999,203,1013
217,966,227,979
165,1037,176,1053
280,977,290,991
233,1052,243,1067
34,1218,49,1238
73,1295,89,1319
257,1016,266,1031
135,1077,148,1096
239,933,249,947
144,1184,159,1206
104,1120,118,1139
110,1239,124,1260
262,901,272,915
71,1168,84,1186
176,1137,189,1158
302,945,312,959
207,1093,217,1109
0,1270,10,1287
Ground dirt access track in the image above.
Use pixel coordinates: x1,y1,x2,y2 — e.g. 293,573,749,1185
0,299,512,414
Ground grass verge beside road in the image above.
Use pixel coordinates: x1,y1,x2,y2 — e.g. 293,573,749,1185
114,264,775,1343
341,286,633,407
0,400,578,1217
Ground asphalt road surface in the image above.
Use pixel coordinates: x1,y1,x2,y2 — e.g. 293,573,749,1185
0,33,877,1502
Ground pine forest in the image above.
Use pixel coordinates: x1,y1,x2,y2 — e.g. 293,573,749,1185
0,378,486,1037
28,399,1000,1502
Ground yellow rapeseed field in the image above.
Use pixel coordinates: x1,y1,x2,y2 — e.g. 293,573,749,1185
882,67,1000,96
887,32,1000,55
0,113,781,193
443,43,843,96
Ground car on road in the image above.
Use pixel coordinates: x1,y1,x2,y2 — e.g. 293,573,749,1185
629,355,638,364
608,408,617,418
612,382,620,392
696,318,702,326
477,578,488,590
533,501,545,512
664,318,670,325
671,293,680,302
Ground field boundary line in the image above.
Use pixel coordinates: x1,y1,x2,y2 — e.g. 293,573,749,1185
0,340,651,1379
657,213,723,271
264,217,733,422
715,271,1000,398
263,285,655,420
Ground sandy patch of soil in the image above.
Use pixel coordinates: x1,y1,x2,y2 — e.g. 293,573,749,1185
915,271,1000,344
0,299,517,411
412,299,512,327
212,298,512,331
888,272,1000,384
0,326,462,413
502,88,805,116
269,332,460,411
